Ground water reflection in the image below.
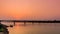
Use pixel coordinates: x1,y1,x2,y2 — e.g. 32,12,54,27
7,23,60,34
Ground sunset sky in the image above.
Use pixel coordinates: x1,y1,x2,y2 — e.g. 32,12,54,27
0,0,60,20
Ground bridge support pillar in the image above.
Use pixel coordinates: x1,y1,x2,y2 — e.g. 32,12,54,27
32,22,34,25
24,22,26,26
14,22,15,26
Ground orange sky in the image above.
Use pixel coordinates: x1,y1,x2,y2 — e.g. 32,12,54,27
0,0,60,20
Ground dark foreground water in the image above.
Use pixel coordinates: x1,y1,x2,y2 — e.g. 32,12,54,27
2,23,60,34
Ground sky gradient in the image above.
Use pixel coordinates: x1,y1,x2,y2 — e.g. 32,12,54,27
0,0,60,20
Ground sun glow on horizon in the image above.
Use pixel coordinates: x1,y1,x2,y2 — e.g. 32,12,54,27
0,0,60,20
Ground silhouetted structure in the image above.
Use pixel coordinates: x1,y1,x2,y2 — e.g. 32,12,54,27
0,23,9,34
0,20,60,26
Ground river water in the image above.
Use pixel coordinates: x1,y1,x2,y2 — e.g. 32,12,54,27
2,23,60,34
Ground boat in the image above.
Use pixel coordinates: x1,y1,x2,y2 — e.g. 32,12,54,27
10,25,13,27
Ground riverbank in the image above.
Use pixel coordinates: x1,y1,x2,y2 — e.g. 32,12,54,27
0,23,9,34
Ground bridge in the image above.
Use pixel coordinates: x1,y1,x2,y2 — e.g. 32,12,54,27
0,20,60,26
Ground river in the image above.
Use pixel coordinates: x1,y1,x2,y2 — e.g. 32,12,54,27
2,23,60,34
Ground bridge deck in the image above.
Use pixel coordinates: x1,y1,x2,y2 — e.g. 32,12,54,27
0,20,60,23
0,20,60,26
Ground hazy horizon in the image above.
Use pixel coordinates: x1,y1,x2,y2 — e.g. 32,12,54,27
0,0,60,20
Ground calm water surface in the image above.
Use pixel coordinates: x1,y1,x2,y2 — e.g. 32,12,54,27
3,23,60,34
